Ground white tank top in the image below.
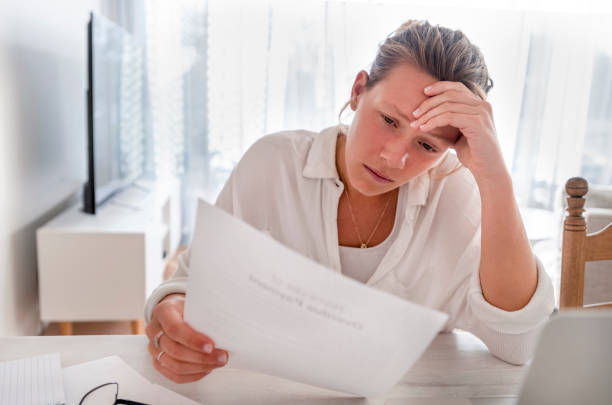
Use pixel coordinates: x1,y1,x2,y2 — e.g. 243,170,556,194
339,191,405,283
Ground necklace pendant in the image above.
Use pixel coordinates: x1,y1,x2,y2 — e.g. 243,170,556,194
360,243,368,249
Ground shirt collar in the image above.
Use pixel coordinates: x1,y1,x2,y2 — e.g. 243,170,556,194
405,171,430,207
302,124,345,180
302,123,431,207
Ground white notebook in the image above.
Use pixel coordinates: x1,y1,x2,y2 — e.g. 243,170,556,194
0,353,66,405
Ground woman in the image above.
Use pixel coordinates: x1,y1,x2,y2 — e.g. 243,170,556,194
144,20,555,384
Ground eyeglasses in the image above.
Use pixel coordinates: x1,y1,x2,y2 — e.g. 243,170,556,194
79,382,150,405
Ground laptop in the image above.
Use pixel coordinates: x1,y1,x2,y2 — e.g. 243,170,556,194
513,311,612,405
387,311,612,405
467,311,612,405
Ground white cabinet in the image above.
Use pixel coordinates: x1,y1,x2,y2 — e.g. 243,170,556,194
36,180,180,333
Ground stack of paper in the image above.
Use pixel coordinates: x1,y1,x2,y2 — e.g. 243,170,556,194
0,353,66,405
184,199,449,398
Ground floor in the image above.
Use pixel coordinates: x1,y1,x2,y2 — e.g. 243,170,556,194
41,246,187,336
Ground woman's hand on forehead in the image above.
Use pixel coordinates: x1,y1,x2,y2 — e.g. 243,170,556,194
409,81,506,181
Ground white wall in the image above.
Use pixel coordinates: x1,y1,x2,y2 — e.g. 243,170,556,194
0,0,98,336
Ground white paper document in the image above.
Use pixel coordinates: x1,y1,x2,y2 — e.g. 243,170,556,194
184,199,449,397
63,356,200,405
0,353,65,405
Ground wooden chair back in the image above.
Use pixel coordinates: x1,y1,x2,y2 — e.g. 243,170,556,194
560,177,612,310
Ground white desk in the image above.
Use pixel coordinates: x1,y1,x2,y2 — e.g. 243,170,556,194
0,332,523,404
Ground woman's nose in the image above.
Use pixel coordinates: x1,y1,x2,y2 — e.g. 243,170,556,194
379,141,409,169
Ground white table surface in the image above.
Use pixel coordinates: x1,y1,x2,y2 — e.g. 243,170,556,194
0,332,523,405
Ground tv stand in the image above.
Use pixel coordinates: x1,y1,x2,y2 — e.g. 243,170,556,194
36,179,181,335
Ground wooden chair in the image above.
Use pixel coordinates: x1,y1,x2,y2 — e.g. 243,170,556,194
560,177,612,310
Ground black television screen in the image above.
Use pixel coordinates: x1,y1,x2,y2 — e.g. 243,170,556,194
83,12,145,214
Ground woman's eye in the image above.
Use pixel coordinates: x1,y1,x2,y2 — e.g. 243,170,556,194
418,141,437,153
382,115,396,127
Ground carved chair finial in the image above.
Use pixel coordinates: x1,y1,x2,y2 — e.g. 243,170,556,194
564,177,588,232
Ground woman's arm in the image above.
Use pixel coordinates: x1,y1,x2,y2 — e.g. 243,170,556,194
144,249,190,323
475,168,537,311
442,212,554,365
412,81,538,312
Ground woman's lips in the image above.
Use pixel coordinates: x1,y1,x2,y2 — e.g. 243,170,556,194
363,164,393,183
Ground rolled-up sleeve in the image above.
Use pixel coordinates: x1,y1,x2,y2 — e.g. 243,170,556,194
467,255,555,335
144,248,190,323
448,227,556,365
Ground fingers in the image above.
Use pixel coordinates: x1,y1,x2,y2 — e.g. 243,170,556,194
157,331,229,366
423,81,473,97
148,341,229,383
151,353,211,384
412,87,492,136
148,342,211,374
147,317,227,366
418,111,480,134
144,316,163,342
147,300,230,384
163,320,215,354
153,299,216,353
411,102,478,131
414,89,480,119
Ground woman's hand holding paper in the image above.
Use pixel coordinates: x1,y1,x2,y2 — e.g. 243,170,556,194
146,293,229,384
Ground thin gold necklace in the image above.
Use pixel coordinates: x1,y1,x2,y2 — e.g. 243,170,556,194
342,186,393,249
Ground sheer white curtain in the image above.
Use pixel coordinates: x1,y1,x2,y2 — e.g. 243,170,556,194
582,50,612,185
140,0,612,240
512,12,612,210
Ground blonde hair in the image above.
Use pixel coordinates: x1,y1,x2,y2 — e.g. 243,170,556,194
338,19,493,178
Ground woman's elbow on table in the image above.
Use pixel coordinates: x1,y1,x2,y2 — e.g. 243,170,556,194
481,324,546,366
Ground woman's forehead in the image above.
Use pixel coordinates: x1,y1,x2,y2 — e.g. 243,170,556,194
383,63,436,91
371,70,435,109
370,91,424,119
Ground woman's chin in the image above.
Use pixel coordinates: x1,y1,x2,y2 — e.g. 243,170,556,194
351,179,393,197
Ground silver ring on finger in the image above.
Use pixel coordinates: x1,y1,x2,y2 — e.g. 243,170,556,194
156,350,166,363
154,330,165,350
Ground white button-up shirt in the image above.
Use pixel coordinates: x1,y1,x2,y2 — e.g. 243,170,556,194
145,124,555,365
